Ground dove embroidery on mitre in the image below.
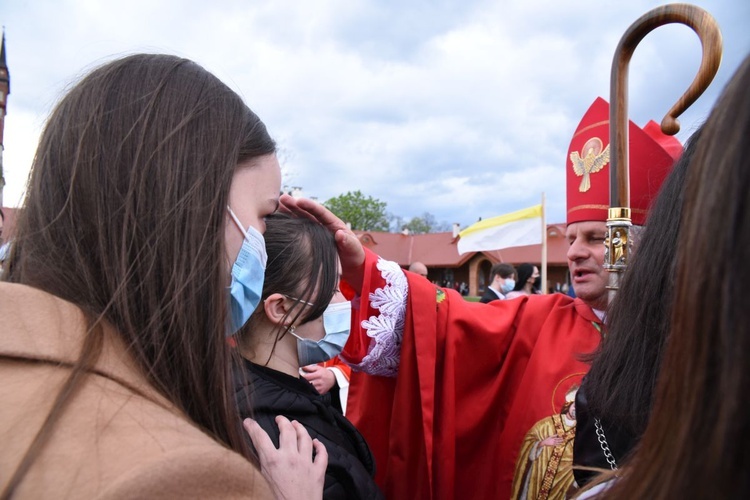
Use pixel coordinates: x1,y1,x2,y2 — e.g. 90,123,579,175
570,137,610,192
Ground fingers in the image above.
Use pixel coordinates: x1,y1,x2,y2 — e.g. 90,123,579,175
300,367,321,382
275,416,317,457
293,197,348,232
275,415,297,451
243,418,274,458
292,420,313,459
312,438,329,472
278,194,366,289
333,230,366,290
334,229,366,262
279,194,331,226
253,415,327,499
277,194,296,214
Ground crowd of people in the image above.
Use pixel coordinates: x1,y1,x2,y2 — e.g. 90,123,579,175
0,28,748,500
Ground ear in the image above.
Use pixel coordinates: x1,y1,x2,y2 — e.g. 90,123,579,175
263,293,291,326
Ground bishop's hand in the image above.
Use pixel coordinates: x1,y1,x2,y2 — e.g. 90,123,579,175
279,194,366,291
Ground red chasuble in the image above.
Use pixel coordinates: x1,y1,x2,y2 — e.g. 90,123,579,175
342,249,602,499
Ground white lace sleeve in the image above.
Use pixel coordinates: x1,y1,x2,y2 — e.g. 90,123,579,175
350,257,408,377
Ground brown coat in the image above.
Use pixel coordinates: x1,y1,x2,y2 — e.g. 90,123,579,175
0,282,272,499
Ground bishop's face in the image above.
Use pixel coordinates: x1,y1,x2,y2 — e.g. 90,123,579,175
566,221,608,311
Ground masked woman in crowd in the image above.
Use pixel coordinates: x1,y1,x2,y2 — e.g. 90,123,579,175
234,212,382,500
0,54,325,499
505,263,541,299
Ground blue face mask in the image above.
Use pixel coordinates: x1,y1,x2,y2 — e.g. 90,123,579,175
501,278,516,294
226,206,267,336
289,300,352,366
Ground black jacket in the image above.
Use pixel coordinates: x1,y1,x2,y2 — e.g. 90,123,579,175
479,287,504,303
573,382,638,487
234,359,383,500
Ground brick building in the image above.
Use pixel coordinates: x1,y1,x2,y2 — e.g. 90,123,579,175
354,224,571,297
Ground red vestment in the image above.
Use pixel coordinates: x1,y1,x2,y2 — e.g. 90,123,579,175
342,249,602,499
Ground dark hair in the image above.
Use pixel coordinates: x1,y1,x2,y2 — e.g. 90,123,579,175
512,263,534,292
2,54,275,494
583,125,702,436
605,54,750,499
491,263,515,280
0,208,4,221
239,212,339,359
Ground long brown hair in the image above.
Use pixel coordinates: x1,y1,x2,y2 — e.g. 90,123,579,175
582,125,701,437
2,54,275,495
603,54,750,499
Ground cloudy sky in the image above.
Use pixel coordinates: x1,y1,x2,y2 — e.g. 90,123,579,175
1,0,748,227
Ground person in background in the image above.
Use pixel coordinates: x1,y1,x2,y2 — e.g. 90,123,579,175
408,261,429,279
480,263,516,303
505,263,540,299
235,212,382,500
0,54,324,500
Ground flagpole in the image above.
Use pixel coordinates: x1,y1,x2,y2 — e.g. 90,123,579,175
541,192,547,295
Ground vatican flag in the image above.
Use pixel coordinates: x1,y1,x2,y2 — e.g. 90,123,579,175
457,204,544,255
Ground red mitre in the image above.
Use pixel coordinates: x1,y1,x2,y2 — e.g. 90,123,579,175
566,97,683,226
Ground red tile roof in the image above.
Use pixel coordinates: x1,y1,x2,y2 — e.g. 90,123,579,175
355,223,568,268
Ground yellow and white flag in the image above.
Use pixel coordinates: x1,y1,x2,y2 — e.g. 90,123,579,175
457,204,543,255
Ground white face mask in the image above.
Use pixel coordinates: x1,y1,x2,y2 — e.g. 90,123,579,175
288,301,352,365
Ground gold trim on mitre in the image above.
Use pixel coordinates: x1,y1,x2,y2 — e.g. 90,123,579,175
572,119,609,139
568,204,648,215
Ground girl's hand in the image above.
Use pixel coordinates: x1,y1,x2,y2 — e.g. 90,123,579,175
243,416,328,500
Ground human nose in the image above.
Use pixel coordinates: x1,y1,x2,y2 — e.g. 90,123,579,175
567,238,589,262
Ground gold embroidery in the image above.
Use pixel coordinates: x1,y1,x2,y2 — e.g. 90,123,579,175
572,119,609,139
537,414,577,500
570,137,610,192
567,205,648,215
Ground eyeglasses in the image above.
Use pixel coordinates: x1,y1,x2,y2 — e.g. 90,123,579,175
283,294,314,307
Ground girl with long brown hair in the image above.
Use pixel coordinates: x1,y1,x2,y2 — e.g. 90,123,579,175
578,53,750,498
572,124,703,487
0,54,325,499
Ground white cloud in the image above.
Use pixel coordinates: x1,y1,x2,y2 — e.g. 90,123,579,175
1,0,748,227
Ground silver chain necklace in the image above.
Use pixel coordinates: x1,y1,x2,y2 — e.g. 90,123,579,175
594,418,619,470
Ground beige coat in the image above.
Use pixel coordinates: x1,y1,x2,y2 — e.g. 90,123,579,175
0,282,272,499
